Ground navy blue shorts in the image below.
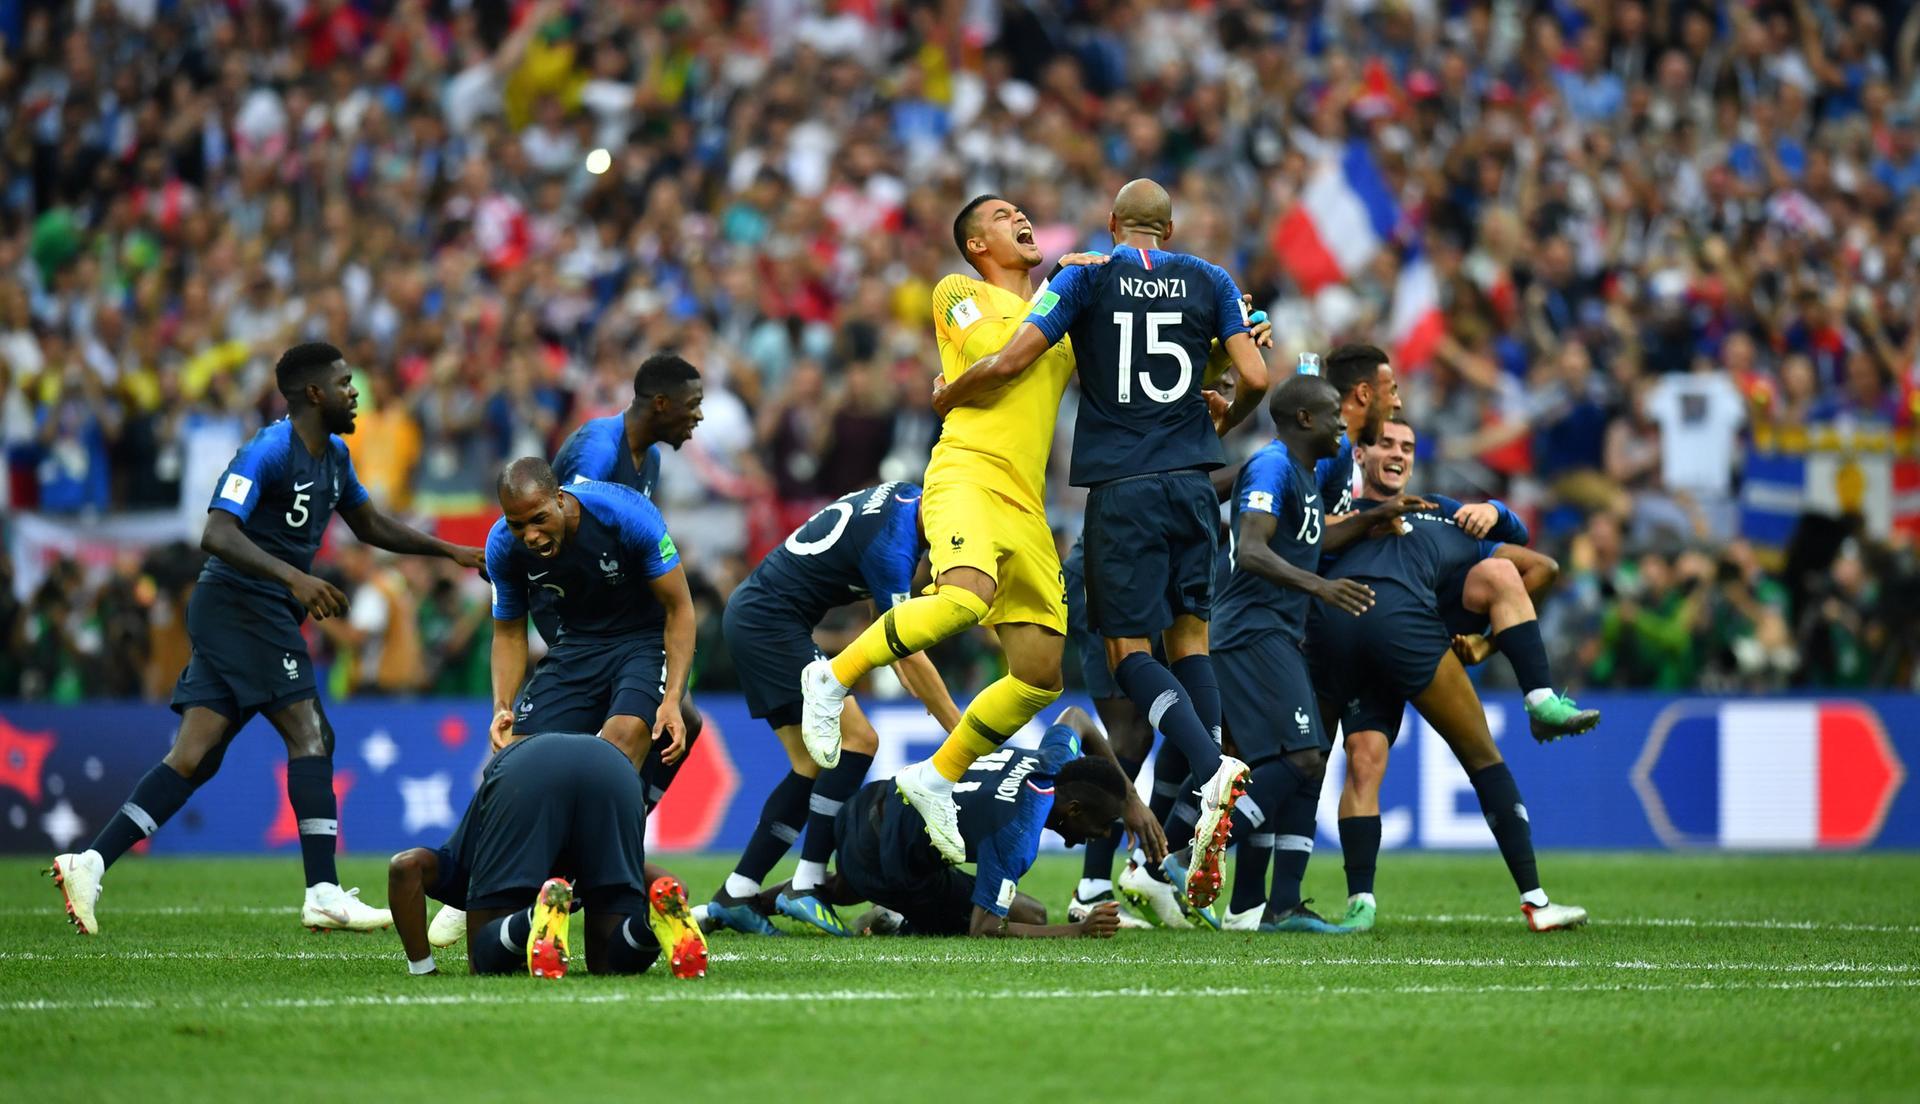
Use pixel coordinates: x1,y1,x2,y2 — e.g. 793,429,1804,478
722,582,823,728
1083,470,1218,638
1215,631,1328,764
1309,579,1448,742
171,579,318,722
465,734,650,915
834,781,975,936
514,634,666,736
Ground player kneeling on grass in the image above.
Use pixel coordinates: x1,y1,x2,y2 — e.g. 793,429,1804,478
768,707,1147,938
386,732,707,979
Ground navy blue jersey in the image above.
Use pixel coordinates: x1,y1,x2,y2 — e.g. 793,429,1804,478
1028,247,1249,487
956,723,1081,917
1214,439,1325,649
1325,494,1524,603
1318,434,1356,515
742,482,924,626
200,419,370,617
552,414,661,499
485,481,681,642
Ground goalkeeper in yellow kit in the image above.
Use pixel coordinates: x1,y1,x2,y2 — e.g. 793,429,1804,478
799,195,1097,862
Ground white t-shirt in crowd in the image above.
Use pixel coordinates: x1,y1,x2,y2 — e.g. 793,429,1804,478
1646,370,1747,498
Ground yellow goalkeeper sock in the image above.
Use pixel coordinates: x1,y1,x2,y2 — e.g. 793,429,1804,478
930,675,1061,781
830,585,989,687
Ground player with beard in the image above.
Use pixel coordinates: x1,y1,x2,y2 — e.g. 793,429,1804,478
1311,418,1593,933
1329,418,1598,930
50,343,485,936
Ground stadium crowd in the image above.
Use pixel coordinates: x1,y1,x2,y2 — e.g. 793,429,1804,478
2,0,1919,700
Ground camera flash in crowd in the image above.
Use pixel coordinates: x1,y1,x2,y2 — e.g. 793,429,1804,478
585,148,612,175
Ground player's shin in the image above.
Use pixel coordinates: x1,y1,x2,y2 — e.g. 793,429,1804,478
1467,762,1544,903
89,763,199,867
1169,655,1223,744
795,751,872,891
1265,757,1324,916
285,755,340,887
733,770,813,890
829,586,987,688
930,675,1059,782
603,915,661,974
470,908,536,975
1338,815,1382,900
1112,653,1221,779
1229,764,1282,916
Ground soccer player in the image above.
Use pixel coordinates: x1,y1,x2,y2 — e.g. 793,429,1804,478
798,196,1106,865
1310,420,1590,932
484,457,695,767
811,707,1135,938
1315,343,1402,520
1329,418,1598,930
933,179,1271,909
386,731,706,978
550,352,707,807
1213,375,1430,932
703,481,965,937
49,343,484,936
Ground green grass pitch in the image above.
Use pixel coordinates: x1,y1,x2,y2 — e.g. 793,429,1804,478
4,852,1918,1101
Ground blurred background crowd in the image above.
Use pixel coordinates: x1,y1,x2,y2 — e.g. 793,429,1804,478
3,0,1918,703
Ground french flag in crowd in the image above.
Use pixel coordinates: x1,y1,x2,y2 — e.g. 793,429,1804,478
1637,702,1905,850
1387,246,1445,372
1272,140,1399,295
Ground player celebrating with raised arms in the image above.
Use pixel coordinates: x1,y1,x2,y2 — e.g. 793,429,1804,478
1329,418,1597,931
931,179,1271,909
702,481,964,937
50,343,485,936
799,196,1107,864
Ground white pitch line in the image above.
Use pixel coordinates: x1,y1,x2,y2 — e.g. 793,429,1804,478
5,906,1914,933
4,977,1918,1015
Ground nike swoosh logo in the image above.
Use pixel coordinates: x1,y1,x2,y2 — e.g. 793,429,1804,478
294,481,315,491
1305,494,1318,503
527,571,549,580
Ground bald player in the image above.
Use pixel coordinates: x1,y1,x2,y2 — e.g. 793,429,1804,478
932,179,1271,909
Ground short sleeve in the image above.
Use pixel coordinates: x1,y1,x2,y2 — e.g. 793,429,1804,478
1478,539,1506,561
860,507,921,609
1035,724,1081,776
1238,449,1293,516
553,420,616,485
485,519,526,621
611,489,681,579
1484,498,1531,545
1025,262,1089,345
970,796,1050,918
1209,261,1250,341
207,430,287,522
336,441,370,511
931,274,976,348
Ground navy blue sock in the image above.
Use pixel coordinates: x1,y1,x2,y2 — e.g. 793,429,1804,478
1169,655,1223,746
470,907,534,974
800,751,873,866
284,756,339,887
1149,739,1189,829
1339,815,1382,897
1265,758,1324,915
1492,621,1553,694
734,770,813,886
1114,652,1221,782
1468,762,1541,895
89,763,198,867
639,710,702,811
1228,760,1286,913
602,916,662,974
1082,753,1142,881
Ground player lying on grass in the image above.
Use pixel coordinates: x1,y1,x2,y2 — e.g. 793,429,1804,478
51,342,485,937
1329,417,1598,931
1213,374,1433,933
738,707,1155,937
551,352,709,801
701,482,963,937
1309,418,1590,933
387,731,707,979
936,179,1272,912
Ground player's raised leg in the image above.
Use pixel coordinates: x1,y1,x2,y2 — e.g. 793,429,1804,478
50,706,239,935
1412,654,1587,931
1459,555,1599,740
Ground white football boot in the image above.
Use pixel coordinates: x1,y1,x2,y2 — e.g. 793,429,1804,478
1184,756,1250,910
798,659,847,769
49,850,105,935
894,760,965,864
1523,900,1589,931
428,905,468,947
303,883,393,932
1117,860,1194,929
1068,890,1153,930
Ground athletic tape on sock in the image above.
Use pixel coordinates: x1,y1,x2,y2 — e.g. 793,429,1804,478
1275,834,1314,853
808,794,844,817
769,822,801,845
121,802,158,837
296,818,339,836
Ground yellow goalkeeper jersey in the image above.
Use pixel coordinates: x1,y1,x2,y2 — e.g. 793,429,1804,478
924,273,1075,516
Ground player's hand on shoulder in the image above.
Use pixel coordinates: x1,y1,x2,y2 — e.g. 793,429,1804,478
1453,503,1498,538
289,573,348,620
653,699,688,764
1057,252,1109,268
1076,900,1122,938
489,709,515,753
1315,577,1376,616
450,544,487,571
